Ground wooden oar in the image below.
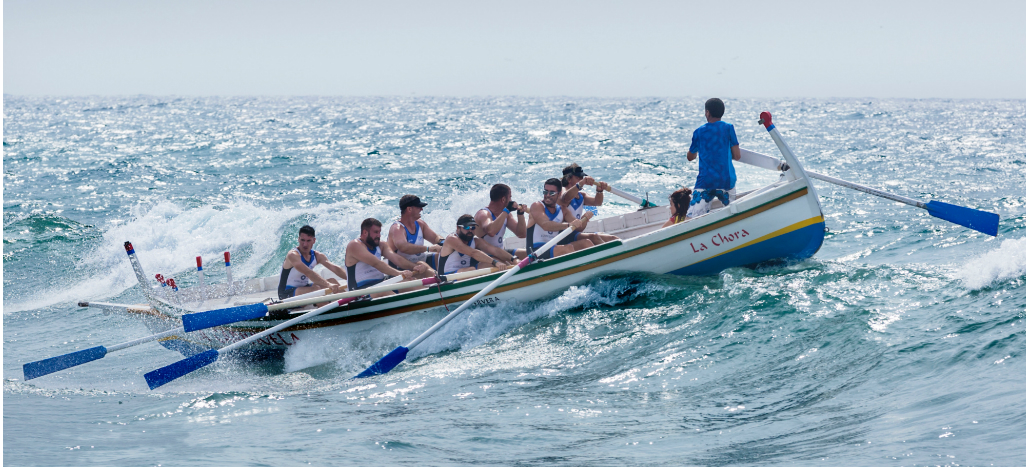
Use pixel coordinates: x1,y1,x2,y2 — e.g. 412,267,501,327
143,267,500,389
738,146,1000,237
607,186,658,208
355,224,581,378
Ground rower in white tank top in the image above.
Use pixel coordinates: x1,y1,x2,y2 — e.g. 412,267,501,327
477,207,507,249
391,220,426,264
347,245,386,290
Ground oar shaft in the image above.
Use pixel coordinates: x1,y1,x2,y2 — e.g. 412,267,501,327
607,186,656,208
107,329,180,352
221,299,346,354
806,170,923,208
405,227,576,351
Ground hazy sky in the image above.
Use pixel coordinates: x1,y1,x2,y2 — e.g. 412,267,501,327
4,0,1025,98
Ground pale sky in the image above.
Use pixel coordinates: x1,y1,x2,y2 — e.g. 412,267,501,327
4,0,1025,98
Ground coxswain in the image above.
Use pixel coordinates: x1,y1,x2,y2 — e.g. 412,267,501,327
475,183,528,262
527,178,593,259
559,163,619,245
345,218,421,298
438,215,512,274
277,225,348,300
685,98,740,217
387,194,442,277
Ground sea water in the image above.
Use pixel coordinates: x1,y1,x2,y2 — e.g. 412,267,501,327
4,96,1025,465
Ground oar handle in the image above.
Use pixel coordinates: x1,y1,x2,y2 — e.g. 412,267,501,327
404,226,577,350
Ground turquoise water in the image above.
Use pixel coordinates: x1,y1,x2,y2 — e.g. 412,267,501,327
4,96,1025,465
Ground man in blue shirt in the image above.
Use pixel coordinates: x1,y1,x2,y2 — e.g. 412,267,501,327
685,98,741,218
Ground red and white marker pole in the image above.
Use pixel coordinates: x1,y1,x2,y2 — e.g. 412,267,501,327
223,251,234,296
196,256,207,302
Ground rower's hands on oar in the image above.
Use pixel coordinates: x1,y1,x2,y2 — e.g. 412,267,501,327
582,176,596,186
490,259,510,271
400,270,415,281
597,181,611,192
329,284,343,294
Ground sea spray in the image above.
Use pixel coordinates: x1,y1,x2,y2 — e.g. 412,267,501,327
957,236,1026,290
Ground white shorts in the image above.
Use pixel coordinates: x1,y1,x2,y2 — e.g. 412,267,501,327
686,188,736,218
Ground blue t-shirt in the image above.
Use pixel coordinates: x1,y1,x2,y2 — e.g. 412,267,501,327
689,121,739,190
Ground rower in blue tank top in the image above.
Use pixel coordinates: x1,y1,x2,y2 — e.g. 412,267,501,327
526,178,593,259
277,225,348,300
685,98,741,218
558,163,619,245
386,194,441,276
345,218,421,299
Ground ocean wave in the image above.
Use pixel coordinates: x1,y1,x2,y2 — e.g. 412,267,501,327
957,236,1026,290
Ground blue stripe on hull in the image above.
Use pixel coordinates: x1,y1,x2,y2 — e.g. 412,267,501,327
670,222,825,276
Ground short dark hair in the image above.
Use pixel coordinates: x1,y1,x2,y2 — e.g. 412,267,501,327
705,98,725,119
544,178,562,190
299,225,315,237
490,184,511,202
360,218,382,233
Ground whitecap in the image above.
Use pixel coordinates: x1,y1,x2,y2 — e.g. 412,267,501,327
957,236,1026,290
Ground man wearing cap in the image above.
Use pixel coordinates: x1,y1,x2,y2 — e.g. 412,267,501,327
387,194,442,278
438,215,512,274
559,163,619,245
475,183,528,262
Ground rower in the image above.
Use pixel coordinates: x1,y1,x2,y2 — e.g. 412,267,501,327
475,183,528,262
438,215,511,274
387,194,442,277
345,218,419,298
527,178,593,259
277,225,347,300
559,163,619,245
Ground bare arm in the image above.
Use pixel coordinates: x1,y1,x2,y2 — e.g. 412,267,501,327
314,252,348,280
347,241,407,278
450,235,500,266
475,208,510,238
687,151,697,161
731,145,741,161
287,250,333,289
390,223,429,256
419,220,443,250
529,202,583,232
505,204,528,238
476,238,514,263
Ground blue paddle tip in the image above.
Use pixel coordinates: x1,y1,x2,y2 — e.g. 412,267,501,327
23,346,108,380
355,347,409,378
926,201,1000,237
144,349,219,389
182,303,269,332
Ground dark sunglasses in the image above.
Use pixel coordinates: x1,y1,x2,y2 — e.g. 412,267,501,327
460,225,477,231
542,189,559,196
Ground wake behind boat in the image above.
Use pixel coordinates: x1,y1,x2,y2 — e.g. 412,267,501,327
23,112,999,387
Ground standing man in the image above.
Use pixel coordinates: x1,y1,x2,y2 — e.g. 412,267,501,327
685,98,741,217
345,218,421,298
387,194,443,276
527,178,593,259
277,225,348,300
559,163,619,245
475,183,528,261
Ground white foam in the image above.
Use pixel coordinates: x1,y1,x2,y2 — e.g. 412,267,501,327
957,236,1026,290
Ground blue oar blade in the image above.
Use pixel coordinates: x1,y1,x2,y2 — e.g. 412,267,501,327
182,303,269,332
23,346,108,380
355,346,409,378
925,201,1000,237
144,349,219,389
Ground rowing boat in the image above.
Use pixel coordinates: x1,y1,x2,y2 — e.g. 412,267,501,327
89,115,826,359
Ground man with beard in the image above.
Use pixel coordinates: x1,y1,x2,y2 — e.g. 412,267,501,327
527,178,594,259
438,215,512,274
277,225,348,300
387,194,442,277
345,218,422,298
474,183,528,261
